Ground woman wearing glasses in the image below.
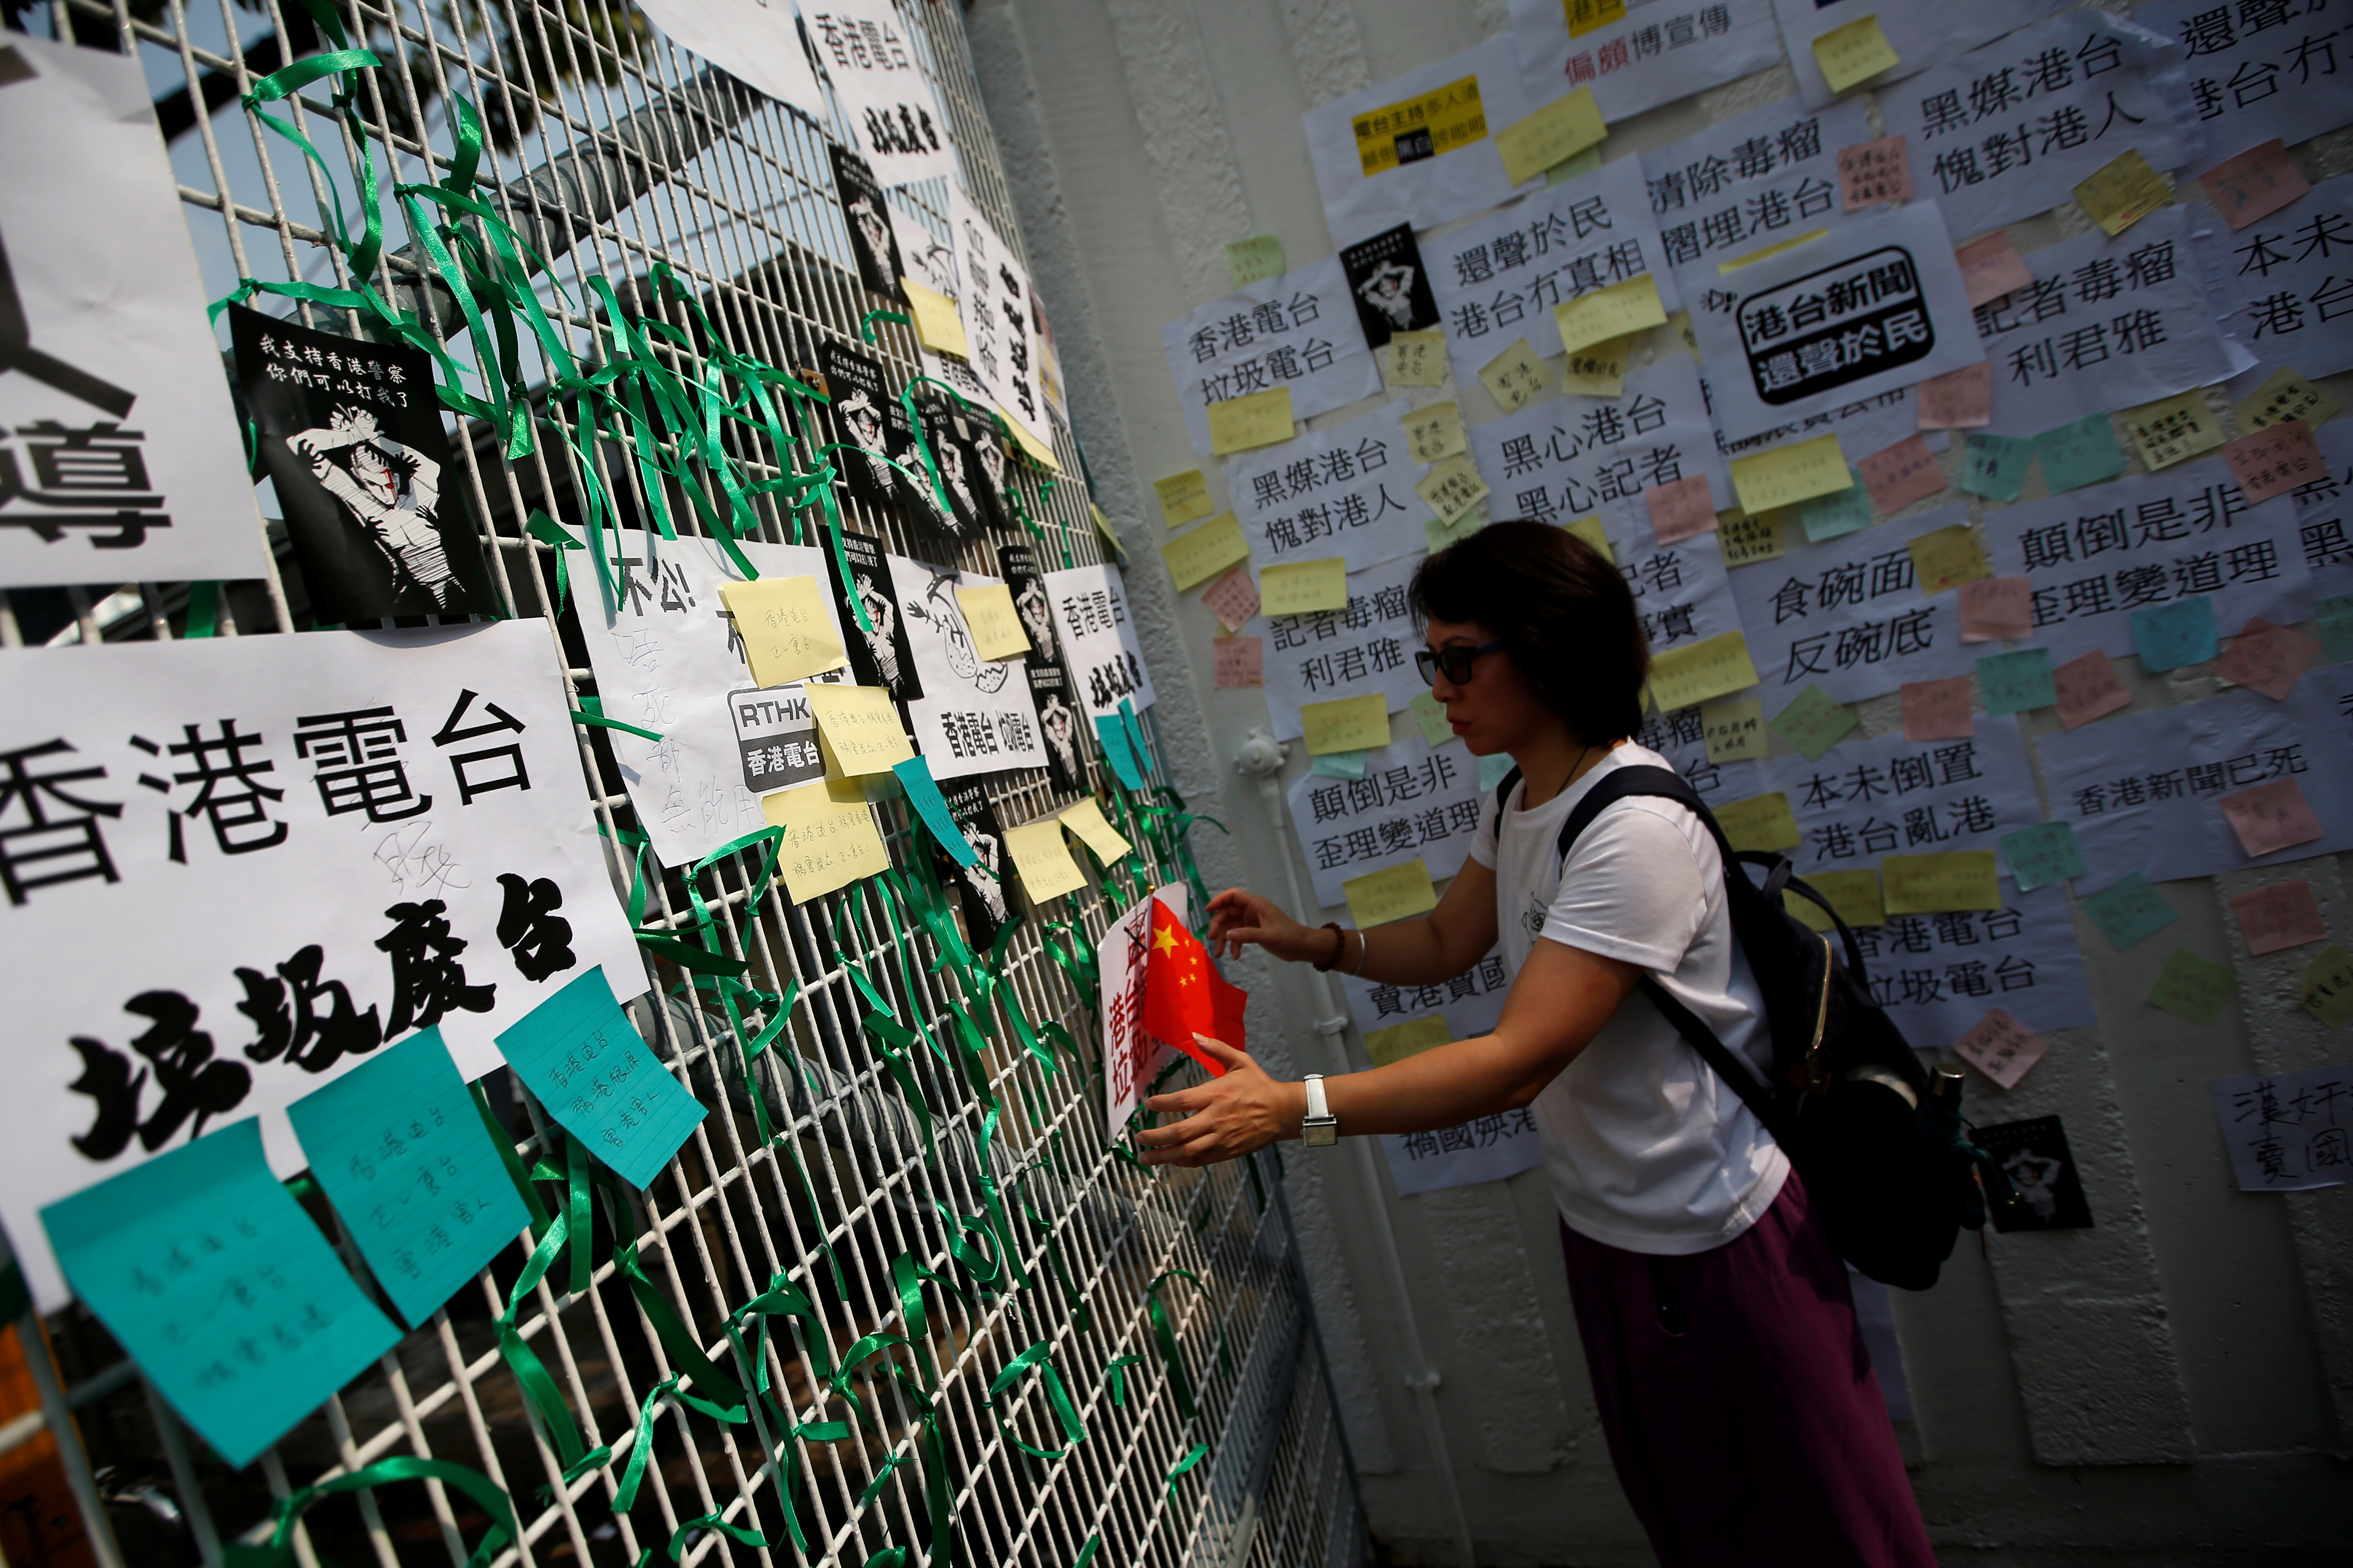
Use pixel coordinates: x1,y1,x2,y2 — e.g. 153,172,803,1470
1138,521,1932,1568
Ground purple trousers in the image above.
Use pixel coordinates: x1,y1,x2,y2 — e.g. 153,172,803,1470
1557,1174,1936,1568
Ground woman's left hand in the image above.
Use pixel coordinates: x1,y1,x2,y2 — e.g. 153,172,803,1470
1134,1035,1304,1167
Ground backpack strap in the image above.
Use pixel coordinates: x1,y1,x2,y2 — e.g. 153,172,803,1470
1485,764,1523,850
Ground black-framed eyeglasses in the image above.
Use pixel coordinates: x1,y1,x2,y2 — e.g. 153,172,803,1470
1414,642,1504,686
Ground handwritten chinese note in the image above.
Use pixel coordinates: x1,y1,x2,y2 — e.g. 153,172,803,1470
766,775,891,899
2234,367,2341,434
1838,135,1911,210
2000,821,2085,893
1344,858,1438,927
496,967,707,1189
2122,389,2225,471
1900,676,1974,742
1768,684,1858,761
1702,698,1766,763
2052,648,2133,729
1649,630,1761,713
1729,435,1851,514
1954,232,2034,308
1161,511,1252,590
1477,338,1556,412
2082,872,2181,952
2220,776,2325,858
1915,363,1991,430
2207,1063,2352,1191
1207,386,1296,454
2198,139,2309,232
1881,850,2000,914
2076,149,2172,237
1717,509,1784,568
1154,469,1213,526
1213,634,1264,688
2216,617,2321,701
719,577,849,688
2149,947,2236,1025
1646,475,1719,543
1302,693,1392,755
806,682,915,776
1201,565,1260,631
1388,330,1448,388
1812,14,1900,93
1405,401,1467,464
955,582,1031,662
1859,435,1945,515
1417,454,1490,528
2303,946,2353,1027
1260,558,1350,617
1059,797,1133,866
1954,1007,2049,1090
1958,576,2032,644
2222,419,2325,505
1227,234,1286,289
1495,86,1605,185
2230,879,2328,957
2032,414,2127,494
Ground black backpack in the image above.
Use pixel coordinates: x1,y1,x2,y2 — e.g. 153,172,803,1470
1493,763,2006,1290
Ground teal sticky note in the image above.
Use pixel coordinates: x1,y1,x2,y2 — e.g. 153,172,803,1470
1478,751,1516,792
1118,698,1152,780
41,1119,401,1468
2082,872,2181,952
2318,593,2353,665
495,967,707,1189
1093,714,1144,790
285,1030,529,1329
2000,821,2086,892
2132,595,2218,672
892,755,976,867
1959,432,2035,502
1311,748,1369,780
1799,470,1874,542
1977,647,2056,715
2032,414,2126,493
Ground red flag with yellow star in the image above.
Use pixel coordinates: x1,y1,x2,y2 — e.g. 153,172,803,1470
1139,896,1248,1073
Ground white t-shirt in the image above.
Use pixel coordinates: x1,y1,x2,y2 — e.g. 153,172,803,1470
1467,744,1788,1256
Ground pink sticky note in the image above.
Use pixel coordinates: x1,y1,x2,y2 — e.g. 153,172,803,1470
1959,575,2033,643
1212,634,1263,688
2222,418,2326,505
1955,231,2036,308
1916,363,1992,430
1953,1007,2049,1091
2052,648,2132,730
1900,676,1975,742
2199,140,2311,232
2229,879,2330,956
1858,434,1946,513
1645,473,1717,543
2221,776,2325,859
1201,565,1260,632
2216,615,2322,700
1837,136,1911,211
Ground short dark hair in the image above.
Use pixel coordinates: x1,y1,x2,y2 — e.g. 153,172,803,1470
1409,520,1649,745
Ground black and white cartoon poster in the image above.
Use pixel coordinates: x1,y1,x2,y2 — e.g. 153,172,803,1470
1000,543,1084,793
936,779,1014,948
1977,1116,2095,1232
886,551,1049,781
1340,222,1439,348
825,527,922,705
819,340,916,519
231,306,495,624
0,36,272,587
828,142,905,301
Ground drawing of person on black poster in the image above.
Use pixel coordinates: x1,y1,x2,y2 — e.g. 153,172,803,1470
937,780,1014,946
819,340,915,518
827,143,904,302
997,542,1083,794
895,386,986,548
1339,223,1438,349
825,526,922,705
1976,1116,2094,1232
229,305,494,622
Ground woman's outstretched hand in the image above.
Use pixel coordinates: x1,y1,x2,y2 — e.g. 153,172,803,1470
1135,1036,1303,1167
1206,887,1327,963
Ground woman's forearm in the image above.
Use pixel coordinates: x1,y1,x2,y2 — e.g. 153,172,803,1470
1316,1031,1554,1135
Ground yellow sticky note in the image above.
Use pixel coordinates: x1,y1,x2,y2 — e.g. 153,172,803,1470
1417,454,1491,528
1701,699,1767,764
1408,691,1455,748
1091,501,1128,563
1729,434,1851,514
2076,149,2172,237
1812,14,1900,95
1785,869,1885,932
1715,791,1802,853
765,777,890,902
1301,693,1391,755
1227,235,1285,290
1405,401,1467,464
2235,366,2343,433
1260,557,1349,616
955,582,1030,662
1554,275,1666,357
1547,146,1604,184
901,277,968,358
1207,387,1295,455
1352,73,1488,177
1565,0,1625,38
717,576,848,688
2122,390,2225,471
1004,411,1059,473
1479,338,1556,412
1564,512,1614,563
1155,469,1213,526
1388,330,1448,388
1426,510,1484,553
1906,522,1992,594
1495,86,1606,186
1881,850,2001,915
1004,817,1088,902
1717,508,1785,567
805,683,914,777
1343,859,1438,928
1647,629,1759,712
1364,1014,1453,1067
1058,796,1132,865
1161,511,1251,591
1718,228,1829,273
1560,335,1630,398
2300,943,2353,1028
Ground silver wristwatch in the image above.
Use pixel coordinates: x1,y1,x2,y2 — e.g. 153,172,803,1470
1300,1073,1339,1147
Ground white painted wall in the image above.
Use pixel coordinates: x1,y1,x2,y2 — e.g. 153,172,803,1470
955,1,2353,1560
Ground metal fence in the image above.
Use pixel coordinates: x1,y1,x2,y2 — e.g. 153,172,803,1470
0,0,1368,1562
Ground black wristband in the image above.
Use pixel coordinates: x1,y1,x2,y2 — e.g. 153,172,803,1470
1311,921,1346,972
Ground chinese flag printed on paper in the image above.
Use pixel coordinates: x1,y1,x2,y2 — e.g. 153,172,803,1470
1139,898,1249,1073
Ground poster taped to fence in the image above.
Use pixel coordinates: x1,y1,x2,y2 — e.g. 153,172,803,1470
1102,883,1188,1133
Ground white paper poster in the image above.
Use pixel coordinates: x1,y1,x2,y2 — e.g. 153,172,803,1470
2037,673,2353,892
579,530,851,869
1508,0,1784,126
1287,729,1484,911
2290,418,2353,598
1226,402,1429,574
1258,551,1425,743
947,186,1049,456
1980,455,2310,666
0,623,647,1309
1607,518,1745,664
1423,158,1683,390
1643,95,1873,298
1689,204,1985,444
1772,0,2072,109
1733,504,1980,706
2209,172,2353,386
1976,206,2253,437
1767,715,2040,878
1707,383,1925,467
1467,356,1731,539
1043,561,1157,720
2136,0,2353,163
2208,1064,2353,1194
885,554,1048,782
1305,37,1537,244
634,0,828,122
0,37,273,588
803,0,957,186
1848,882,2097,1048
1160,256,1380,460
1100,884,1186,1134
